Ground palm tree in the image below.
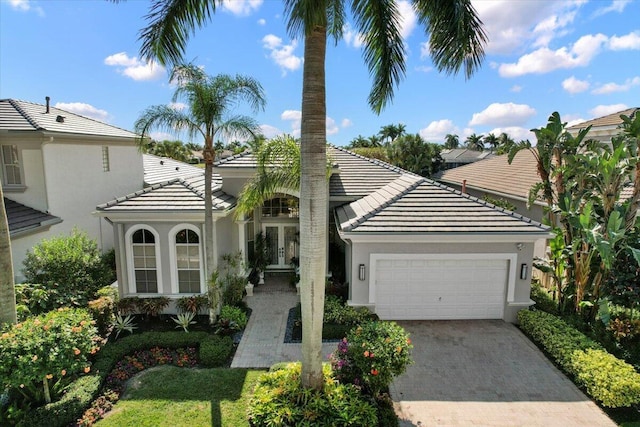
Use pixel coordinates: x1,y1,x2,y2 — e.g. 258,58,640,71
132,0,486,390
149,139,193,162
0,185,17,325
379,123,406,145
483,133,499,152
495,132,515,155
465,133,484,151
367,134,383,148
348,134,370,149
444,133,459,149
387,133,443,177
134,64,266,293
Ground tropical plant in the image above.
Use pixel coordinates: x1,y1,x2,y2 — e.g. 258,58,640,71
138,297,170,318
133,63,266,306
386,133,443,177
112,314,137,339
172,312,197,332
465,133,484,151
175,294,209,314
444,133,459,149
131,0,486,391
218,304,248,329
0,186,16,325
483,133,499,152
146,139,193,162
350,146,389,162
379,123,406,145
348,134,370,148
495,132,515,155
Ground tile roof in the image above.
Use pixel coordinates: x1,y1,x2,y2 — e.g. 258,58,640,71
438,150,540,203
4,198,62,236
143,154,204,185
0,99,138,139
441,148,493,163
567,107,638,130
336,175,549,234
96,175,234,213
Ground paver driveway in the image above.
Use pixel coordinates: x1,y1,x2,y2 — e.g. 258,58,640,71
390,320,616,427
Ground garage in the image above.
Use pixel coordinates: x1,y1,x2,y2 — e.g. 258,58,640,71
372,255,510,320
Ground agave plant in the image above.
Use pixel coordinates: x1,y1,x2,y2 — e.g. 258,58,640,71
173,312,197,332
112,314,137,339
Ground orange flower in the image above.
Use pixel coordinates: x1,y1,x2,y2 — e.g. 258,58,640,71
61,369,67,376
46,374,53,380
74,348,81,355
396,346,403,353
364,350,370,357
90,348,97,354
84,366,91,373
407,338,412,345
371,368,379,376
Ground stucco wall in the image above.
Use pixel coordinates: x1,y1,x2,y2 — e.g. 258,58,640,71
345,239,537,323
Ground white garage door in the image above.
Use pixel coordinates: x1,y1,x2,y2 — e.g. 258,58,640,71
374,257,508,320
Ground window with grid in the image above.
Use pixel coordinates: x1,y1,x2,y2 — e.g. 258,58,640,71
132,229,158,293
1,144,22,185
102,146,110,172
175,229,201,293
261,196,299,218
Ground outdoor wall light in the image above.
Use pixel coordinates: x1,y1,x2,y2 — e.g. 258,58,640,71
520,263,528,280
359,264,366,281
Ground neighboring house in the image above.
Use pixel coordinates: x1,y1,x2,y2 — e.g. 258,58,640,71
567,107,639,143
440,148,493,170
0,98,143,281
96,147,550,323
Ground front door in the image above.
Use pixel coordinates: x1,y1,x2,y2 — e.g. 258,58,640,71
263,224,298,269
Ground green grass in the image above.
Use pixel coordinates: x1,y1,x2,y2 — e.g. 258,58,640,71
96,366,263,427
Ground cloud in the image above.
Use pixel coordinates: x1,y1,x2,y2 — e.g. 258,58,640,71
609,31,640,50
55,102,109,122
418,119,458,143
326,117,339,135
562,76,590,94
469,103,536,127
487,126,535,142
341,118,353,128
415,65,433,73
281,110,302,137
168,102,187,111
260,124,283,139
510,85,523,93
592,76,640,94
257,18,266,26
8,0,44,16
262,35,302,74
593,0,631,17
104,52,165,81
220,0,262,16
343,24,364,48
589,104,629,118
397,0,417,40
498,33,607,77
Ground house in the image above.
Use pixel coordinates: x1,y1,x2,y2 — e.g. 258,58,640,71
0,98,143,281
440,148,493,170
96,147,550,323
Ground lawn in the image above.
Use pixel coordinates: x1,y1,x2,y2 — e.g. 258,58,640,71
96,366,263,427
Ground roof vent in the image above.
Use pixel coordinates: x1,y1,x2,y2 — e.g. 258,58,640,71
160,160,164,165
56,115,65,123
45,96,50,113
175,167,179,171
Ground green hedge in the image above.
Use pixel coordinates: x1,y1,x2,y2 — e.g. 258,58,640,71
519,310,640,407
199,335,234,367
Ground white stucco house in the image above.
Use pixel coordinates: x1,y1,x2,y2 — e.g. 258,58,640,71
0,98,143,281
96,147,550,323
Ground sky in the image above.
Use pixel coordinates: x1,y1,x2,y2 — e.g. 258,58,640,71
0,0,639,147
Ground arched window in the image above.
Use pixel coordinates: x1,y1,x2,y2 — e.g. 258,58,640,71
131,228,158,293
175,228,202,293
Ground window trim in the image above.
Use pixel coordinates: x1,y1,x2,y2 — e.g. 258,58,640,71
1,144,25,189
124,225,163,295
169,224,205,295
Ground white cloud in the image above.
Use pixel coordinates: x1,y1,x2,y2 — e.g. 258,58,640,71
220,0,262,16
415,65,433,73
397,0,417,40
257,18,266,26
499,33,607,77
589,104,629,118
562,76,590,94
169,102,187,111
469,103,536,127
592,76,640,94
55,102,109,122
343,24,364,48
104,52,165,81
488,126,535,142
419,41,430,60
609,31,640,50
593,0,631,17
149,131,175,142
326,117,339,135
510,85,522,93
262,35,302,74
8,0,44,16
341,118,353,128
418,119,458,143
260,124,283,139
281,110,302,138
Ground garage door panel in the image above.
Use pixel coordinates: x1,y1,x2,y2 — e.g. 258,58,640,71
374,257,507,320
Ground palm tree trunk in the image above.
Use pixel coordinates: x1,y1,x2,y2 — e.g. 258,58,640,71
0,184,17,325
299,25,327,390
203,144,217,322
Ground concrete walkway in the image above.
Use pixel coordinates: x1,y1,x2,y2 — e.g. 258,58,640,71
390,320,617,427
230,277,336,368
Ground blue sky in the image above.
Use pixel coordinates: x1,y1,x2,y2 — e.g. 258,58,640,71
1,0,638,146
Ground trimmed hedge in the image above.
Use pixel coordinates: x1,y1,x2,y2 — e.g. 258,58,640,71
519,310,640,407
199,335,234,367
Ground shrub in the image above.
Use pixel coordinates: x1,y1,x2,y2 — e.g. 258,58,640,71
331,321,413,397
0,308,99,405
115,297,139,315
519,309,640,407
87,296,115,337
138,297,170,318
222,275,246,306
530,282,558,314
247,362,378,427
570,349,640,408
14,283,55,320
218,305,248,329
21,229,115,310
199,335,234,367
175,294,209,314
324,295,374,326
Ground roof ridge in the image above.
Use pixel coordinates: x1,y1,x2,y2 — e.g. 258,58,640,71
7,99,42,130
214,150,252,166
330,144,420,178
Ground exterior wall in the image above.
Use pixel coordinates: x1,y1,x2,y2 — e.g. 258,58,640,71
345,239,536,323
218,176,250,198
1,136,47,211
215,214,238,264
41,140,143,251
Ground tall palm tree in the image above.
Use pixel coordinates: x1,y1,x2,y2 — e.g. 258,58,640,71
149,139,193,162
483,133,499,152
0,183,17,325
134,64,266,289
379,123,406,145
348,134,370,148
132,0,486,390
367,134,383,148
465,133,484,151
444,133,459,149
495,132,515,155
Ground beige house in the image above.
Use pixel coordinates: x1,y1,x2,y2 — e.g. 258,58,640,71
97,148,549,323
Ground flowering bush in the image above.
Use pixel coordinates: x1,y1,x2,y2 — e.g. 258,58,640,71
0,308,99,405
330,321,413,396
